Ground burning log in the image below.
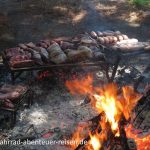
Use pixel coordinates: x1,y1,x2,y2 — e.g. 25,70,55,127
66,76,143,150
132,89,150,128
74,114,134,150
118,117,130,150
74,113,103,150
74,90,148,150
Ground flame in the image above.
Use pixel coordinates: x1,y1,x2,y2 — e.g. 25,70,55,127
125,125,150,150
122,86,142,120
70,123,89,149
90,134,101,150
66,75,143,150
66,75,93,95
94,84,120,134
87,117,107,150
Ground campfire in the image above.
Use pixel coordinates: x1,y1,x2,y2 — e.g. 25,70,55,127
0,29,149,150
65,75,149,150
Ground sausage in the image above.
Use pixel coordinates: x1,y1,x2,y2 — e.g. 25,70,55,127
97,31,103,37
103,37,109,45
122,34,129,40
97,37,105,44
113,36,118,43
90,31,97,39
114,31,121,35
117,35,124,41
103,30,114,36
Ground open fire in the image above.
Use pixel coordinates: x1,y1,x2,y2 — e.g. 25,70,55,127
65,75,150,150
125,125,150,150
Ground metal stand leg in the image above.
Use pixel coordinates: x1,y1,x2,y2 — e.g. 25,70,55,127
27,90,33,108
11,110,16,128
11,72,15,85
11,71,24,84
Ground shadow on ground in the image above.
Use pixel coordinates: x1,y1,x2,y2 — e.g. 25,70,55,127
0,0,150,50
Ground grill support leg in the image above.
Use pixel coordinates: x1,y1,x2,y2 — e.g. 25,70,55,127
11,72,15,85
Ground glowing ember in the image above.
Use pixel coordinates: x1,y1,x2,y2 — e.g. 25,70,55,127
66,75,146,150
125,125,150,150
37,70,50,80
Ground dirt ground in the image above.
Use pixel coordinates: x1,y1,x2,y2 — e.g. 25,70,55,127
0,0,150,50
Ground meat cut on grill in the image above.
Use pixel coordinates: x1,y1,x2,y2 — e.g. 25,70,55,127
0,85,28,109
4,47,34,68
0,85,27,100
3,30,149,68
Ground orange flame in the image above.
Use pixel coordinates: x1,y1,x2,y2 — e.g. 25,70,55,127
87,117,107,150
125,125,150,150
66,75,143,150
122,86,142,120
94,83,121,135
66,75,93,95
70,123,89,149
89,133,101,150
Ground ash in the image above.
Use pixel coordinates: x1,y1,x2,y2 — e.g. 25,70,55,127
2,75,99,150
0,61,149,150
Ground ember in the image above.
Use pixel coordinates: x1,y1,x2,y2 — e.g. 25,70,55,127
65,75,147,150
37,71,50,80
125,125,150,150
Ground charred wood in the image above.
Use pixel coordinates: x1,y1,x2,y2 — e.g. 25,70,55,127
134,64,150,91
